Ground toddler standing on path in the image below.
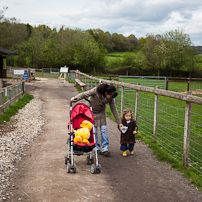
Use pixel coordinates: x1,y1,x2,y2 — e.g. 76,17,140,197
120,108,138,157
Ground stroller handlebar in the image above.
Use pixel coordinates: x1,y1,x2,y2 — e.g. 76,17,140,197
84,98,92,107
70,98,92,108
70,98,77,108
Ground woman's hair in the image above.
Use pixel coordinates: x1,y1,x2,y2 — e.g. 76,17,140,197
97,83,118,98
122,108,134,120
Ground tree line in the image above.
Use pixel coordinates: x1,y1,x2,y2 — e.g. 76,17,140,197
0,6,199,76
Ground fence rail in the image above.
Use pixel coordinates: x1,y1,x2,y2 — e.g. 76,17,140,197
72,70,202,179
119,75,166,90
0,81,25,113
166,77,202,92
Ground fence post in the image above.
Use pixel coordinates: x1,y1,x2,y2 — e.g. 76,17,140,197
135,83,140,122
187,78,190,92
166,78,168,90
121,85,124,115
153,86,159,144
183,93,192,169
0,91,3,113
7,88,10,108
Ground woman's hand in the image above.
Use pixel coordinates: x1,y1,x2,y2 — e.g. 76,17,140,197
119,123,124,129
70,97,77,102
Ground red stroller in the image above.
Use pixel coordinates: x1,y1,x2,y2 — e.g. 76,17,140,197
64,98,101,174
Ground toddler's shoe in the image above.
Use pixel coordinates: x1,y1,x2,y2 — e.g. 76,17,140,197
122,151,127,157
130,150,134,155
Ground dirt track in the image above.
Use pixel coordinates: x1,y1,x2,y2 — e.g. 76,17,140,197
4,78,202,202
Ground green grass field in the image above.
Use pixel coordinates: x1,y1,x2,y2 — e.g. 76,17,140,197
106,51,137,64
35,71,59,78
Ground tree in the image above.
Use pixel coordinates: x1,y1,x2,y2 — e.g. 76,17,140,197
161,29,197,76
71,31,105,72
137,34,161,73
137,30,197,76
127,34,140,51
0,6,8,22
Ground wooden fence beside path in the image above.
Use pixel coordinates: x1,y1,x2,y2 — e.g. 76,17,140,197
166,77,202,91
0,81,25,113
72,69,202,171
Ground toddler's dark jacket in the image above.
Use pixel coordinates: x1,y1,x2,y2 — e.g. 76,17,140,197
120,119,138,144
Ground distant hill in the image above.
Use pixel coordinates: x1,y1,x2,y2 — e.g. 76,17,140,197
193,46,202,54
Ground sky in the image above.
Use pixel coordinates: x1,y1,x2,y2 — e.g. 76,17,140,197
1,0,202,46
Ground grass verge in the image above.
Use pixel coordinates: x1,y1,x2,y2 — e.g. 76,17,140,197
136,132,202,191
0,93,34,124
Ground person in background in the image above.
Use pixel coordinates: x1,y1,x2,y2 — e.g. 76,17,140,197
70,83,123,157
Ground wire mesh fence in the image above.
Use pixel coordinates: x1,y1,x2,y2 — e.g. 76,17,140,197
0,81,25,113
114,89,202,179
72,70,202,181
42,68,60,77
190,82,202,92
119,76,166,90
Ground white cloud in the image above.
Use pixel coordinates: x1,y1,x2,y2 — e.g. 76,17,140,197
1,0,202,45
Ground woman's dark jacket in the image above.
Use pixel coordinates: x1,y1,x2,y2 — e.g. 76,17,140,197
120,119,138,144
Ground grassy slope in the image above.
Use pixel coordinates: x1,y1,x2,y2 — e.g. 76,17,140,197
0,93,34,123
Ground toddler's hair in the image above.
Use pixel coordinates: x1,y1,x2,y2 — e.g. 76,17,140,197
122,108,134,120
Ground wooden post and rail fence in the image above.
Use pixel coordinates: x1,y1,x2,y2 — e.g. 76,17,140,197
72,70,202,170
166,77,202,91
0,81,25,113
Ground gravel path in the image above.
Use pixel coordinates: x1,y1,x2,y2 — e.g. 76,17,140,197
0,98,46,201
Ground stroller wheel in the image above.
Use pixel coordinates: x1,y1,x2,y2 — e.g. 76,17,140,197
66,163,71,173
72,163,76,173
90,164,96,174
64,156,67,164
96,164,101,174
90,164,101,174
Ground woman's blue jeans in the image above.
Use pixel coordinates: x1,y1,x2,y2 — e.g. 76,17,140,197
94,125,109,152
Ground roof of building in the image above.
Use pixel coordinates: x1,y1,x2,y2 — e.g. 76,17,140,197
0,48,18,55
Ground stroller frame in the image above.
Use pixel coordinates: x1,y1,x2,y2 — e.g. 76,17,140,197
64,98,101,174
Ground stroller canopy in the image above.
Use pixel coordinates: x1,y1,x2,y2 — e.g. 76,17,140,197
70,103,94,123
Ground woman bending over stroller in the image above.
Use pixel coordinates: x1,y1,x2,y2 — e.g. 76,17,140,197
71,83,123,157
